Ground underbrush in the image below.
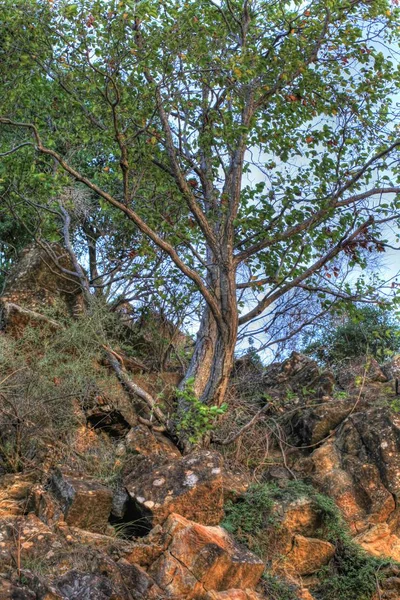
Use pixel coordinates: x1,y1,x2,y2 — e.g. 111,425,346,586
0,302,125,473
222,480,392,600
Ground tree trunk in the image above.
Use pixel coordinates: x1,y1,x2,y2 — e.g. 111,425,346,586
180,303,237,407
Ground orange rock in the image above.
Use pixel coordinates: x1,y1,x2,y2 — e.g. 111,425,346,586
50,469,113,533
355,523,400,562
207,590,263,599
125,425,181,458
149,514,264,599
297,589,316,600
282,534,335,575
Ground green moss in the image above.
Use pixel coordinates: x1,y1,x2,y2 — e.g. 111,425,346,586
222,480,393,600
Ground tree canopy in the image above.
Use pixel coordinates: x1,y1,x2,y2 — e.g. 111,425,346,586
0,0,400,420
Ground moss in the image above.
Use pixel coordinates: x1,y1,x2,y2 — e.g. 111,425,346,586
222,480,393,600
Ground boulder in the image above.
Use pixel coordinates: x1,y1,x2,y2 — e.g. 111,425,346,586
0,514,60,570
355,523,400,562
336,355,387,389
206,591,263,600
124,450,225,528
50,469,113,533
298,407,400,532
149,513,264,599
0,243,84,335
288,399,352,445
283,534,334,575
125,425,181,459
0,578,36,599
263,352,334,399
382,355,400,381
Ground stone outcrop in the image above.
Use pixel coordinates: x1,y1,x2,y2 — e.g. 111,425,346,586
336,355,387,389
0,243,84,335
263,351,334,399
50,469,113,533
149,513,264,599
298,407,400,532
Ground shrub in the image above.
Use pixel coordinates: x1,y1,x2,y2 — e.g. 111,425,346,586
303,305,400,365
0,301,125,472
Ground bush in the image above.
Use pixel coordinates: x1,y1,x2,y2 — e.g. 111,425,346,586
0,301,125,472
303,305,400,365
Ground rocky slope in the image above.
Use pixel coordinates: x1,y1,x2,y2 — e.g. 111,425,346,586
1,246,400,599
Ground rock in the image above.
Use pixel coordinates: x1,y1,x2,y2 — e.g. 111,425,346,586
299,407,400,532
296,590,316,600
0,473,35,516
278,496,321,536
125,425,181,458
124,525,166,568
382,355,400,381
55,571,114,600
288,399,352,445
355,523,400,562
263,352,334,399
111,488,130,521
0,243,84,335
50,469,113,533
124,450,225,528
30,484,64,527
149,513,264,598
0,514,59,570
336,355,387,389
0,578,36,599
207,590,263,599
283,534,335,575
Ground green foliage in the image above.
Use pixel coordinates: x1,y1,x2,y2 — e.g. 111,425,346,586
0,300,125,472
304,305,400,365
0,0,399,364
176,378,227,444
222,480,391,600
260,572,297,600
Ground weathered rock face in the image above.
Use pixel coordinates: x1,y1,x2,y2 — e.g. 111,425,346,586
124,450,225,528
149,513,264,599
298,407,400,532
0,513,59,571
283,534,335,576
355,523,400,562
263,352,334,399
382,355,400,381
264,495,335,577
288,399,353,445
336,355,387,389
0,244,84,335
50,469,113,533
206,590,263,600
125,425,181,459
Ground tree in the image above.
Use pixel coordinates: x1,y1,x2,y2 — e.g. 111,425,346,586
0,0,400,419
303,304,400,365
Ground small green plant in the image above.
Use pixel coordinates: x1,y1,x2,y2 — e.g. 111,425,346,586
333,390,349,400
176,378,227,444
390,398,400,413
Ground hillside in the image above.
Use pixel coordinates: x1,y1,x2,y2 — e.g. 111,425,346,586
0,245,400,600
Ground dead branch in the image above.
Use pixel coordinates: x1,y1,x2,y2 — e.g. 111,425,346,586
0,302,64,331
103,345,169,429
213,402,270,446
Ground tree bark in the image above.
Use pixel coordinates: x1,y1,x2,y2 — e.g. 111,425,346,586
180,267,238,407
